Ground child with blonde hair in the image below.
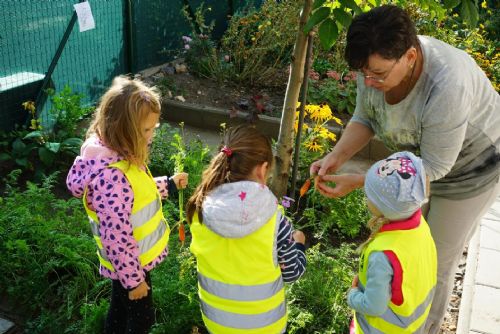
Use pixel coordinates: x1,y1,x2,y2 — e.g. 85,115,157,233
66,76,188,333
187,125,307,334
348,151,436,334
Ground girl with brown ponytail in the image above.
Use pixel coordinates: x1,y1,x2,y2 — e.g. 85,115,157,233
187,125,306,334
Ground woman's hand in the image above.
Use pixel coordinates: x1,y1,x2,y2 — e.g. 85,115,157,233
129,281,150,300
310,151,340,177
315,173,365,198
172,172,189,189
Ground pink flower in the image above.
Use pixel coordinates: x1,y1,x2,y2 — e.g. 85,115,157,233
309,70,320,80
326,70,341,80
224,55,230,62
182,35,192,43
184,44,190,50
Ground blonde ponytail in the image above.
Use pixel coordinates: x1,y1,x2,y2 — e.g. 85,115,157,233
356,215,391,253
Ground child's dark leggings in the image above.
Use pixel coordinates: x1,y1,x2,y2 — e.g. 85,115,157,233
105,271,155,334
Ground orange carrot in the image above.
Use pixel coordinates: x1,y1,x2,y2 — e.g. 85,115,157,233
179,223,185,246
300,179,311,197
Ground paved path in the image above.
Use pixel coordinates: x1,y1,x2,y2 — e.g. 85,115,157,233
458,194,500,334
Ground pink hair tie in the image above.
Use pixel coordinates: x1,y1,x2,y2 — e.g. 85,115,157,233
221,146,233,157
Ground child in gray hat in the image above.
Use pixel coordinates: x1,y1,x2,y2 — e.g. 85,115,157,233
348,151,437,334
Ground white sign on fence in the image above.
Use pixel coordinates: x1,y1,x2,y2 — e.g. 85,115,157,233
74,1,95,32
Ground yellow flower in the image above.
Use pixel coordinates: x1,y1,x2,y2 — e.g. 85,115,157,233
304,140,323,152
481,0,487,8
308,104,333,122
294,120,308,133
30,119,39,130
331,116,343,126
22,101,36,114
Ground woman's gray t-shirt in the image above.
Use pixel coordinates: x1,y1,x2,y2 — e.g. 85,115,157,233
351,36,500,199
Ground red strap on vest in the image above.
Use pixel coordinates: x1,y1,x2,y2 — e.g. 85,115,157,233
383,250,404,306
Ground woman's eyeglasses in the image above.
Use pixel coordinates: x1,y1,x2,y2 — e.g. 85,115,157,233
360,58,400,83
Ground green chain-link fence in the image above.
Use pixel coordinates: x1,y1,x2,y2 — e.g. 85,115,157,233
0,0,261,131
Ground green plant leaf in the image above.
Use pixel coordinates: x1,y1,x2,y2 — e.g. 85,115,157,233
313,0,327,10
0,152,11,161
332,8,352,28
12,138,26,155
318,18,338,50
23,131,44,140
443,0,461,9
45,142,61,154
304,7,331,34
38,146,56,166
339,0,362,14
460,0,478,27
15,158,28,167
61,137,83,147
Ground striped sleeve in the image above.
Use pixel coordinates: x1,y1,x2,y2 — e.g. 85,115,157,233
276,215,306,283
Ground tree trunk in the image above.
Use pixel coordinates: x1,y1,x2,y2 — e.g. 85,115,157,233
269,0,313,198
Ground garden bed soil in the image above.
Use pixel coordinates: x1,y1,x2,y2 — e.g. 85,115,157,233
139,63,353,126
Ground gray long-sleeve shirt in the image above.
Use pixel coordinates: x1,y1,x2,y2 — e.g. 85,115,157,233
352,36,500,199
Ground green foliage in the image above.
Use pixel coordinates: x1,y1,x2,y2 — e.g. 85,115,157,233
0,87,92,182
286,243,357,333
0,171,108,333
308,72,357,115
312,58,335,76
149,122,211,197
300,189,369,240
150,237,203,334
220,0,303,86
307,0,481,52
47,86,93,140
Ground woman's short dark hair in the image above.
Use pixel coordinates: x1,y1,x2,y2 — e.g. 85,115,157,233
345,5,418,70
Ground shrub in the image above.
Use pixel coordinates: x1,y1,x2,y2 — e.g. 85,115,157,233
220,0,303,86
300,189,370,241
286,243,357,334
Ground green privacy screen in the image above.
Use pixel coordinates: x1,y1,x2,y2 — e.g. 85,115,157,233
0,0,261,130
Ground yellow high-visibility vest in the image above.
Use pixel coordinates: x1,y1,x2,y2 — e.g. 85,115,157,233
354,215,437,334
190,207,287,334
83,160,170,272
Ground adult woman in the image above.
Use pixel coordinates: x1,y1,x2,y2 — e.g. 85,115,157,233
310,5,499,333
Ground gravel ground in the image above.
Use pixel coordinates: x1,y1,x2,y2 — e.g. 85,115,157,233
440,248,467,334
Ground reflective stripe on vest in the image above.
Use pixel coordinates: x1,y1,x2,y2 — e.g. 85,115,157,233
83,160,169,272
198,272,284,302
190,207,287,334
200,299,286,329
355,215,437,334
355,287,434,334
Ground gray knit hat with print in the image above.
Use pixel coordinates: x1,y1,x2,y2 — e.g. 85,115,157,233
364,151,427,221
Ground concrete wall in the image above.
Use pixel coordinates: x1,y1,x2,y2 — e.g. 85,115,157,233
162,100,391,161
